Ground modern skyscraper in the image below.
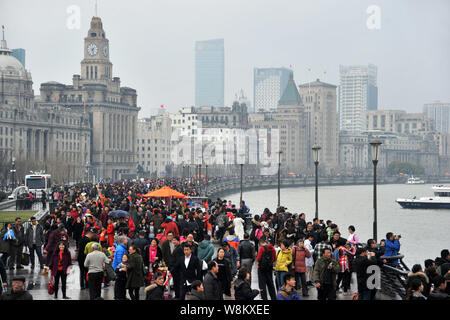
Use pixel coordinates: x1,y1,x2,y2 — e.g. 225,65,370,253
11,48,25,67
253,67,292,112
423,101,450,133
195,39,224,108
339,64,378,132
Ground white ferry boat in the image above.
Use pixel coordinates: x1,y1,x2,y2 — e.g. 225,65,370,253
406,175,425,184
396,185,450,209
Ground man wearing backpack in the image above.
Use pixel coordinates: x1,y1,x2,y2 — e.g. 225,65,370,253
256,239,277,300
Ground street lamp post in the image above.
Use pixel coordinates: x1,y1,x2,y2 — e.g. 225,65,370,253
239,154,245,204
277,151,282,208
312,145,321,220
10,157,16,190
370,140,382,242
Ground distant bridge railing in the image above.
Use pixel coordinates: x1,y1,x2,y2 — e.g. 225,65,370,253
204,175,407,198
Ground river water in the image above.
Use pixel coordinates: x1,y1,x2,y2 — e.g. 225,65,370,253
225,183,450,267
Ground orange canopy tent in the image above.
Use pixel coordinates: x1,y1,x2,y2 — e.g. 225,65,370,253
142,186,187,198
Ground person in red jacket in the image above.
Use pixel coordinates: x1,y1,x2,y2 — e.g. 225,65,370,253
256,239,277,300
106,218,115,247
160,218,179,237
292,239,311,297
127,217,135,238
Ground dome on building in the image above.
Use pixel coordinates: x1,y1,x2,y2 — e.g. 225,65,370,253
0,53,26,76
0,33,27,77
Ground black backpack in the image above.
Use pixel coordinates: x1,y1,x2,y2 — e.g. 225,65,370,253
260,246,273,272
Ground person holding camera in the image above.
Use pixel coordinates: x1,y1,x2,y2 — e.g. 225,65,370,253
313,248,340,301
385,232,401,267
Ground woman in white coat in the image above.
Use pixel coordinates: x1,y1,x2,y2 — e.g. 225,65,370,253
304,233,315,286
233,215,245,241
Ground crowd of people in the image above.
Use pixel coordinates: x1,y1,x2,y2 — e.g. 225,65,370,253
0,178,449,301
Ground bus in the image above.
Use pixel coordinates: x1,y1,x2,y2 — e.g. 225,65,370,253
25,173,52,199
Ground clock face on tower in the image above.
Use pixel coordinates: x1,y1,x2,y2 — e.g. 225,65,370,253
87,43,98,56
103,45,108,57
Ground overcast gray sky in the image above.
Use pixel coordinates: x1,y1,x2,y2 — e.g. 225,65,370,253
1,0,449,118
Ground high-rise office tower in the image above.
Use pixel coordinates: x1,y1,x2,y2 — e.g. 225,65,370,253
12,48,25,67
195,39,224,107
423,101,450,133
339,64,378,132
253,67,292,112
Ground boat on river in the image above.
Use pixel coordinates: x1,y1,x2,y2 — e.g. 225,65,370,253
406,176,425,184
396,185,450,209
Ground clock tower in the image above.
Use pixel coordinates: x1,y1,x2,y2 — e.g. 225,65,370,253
81,17,112,82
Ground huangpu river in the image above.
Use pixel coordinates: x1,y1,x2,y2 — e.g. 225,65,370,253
226,183,450,267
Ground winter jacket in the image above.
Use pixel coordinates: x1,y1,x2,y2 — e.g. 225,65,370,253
233,217,245,240
276,286,302,300
45,229,61,254
384,239,400,266
25,224,44,248
161,240,177,268
234,278,259,300
256,244,277,269
197,240,214,262
224,247,239,276
237,240,255,261
186,289,205,300
313,257,340,289
145,283,165,300
49,249,72,277
407,271,430,298
0,229,12,254
112,243,128,270
161,221,179,236
126,252,145,289
0,289,33,300
275,248,293,272
203,271,223,300
143,244,163,268
304,240,315,267
12,225,25,247
292,246,311,273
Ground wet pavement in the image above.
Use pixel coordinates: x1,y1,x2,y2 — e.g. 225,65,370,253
2,244,356,300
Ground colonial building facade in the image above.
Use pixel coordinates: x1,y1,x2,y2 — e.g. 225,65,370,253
37,16,140,180
0,30,91,184
249,75,308,174
299,79,339,172
136,113,172,177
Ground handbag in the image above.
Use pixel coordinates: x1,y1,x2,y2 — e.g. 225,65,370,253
48,278,55,295
21,247,30,266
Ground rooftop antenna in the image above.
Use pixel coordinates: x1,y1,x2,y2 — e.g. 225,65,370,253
1,25,4,41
